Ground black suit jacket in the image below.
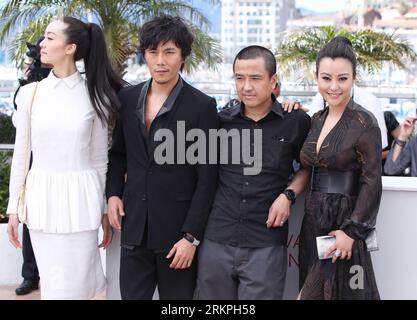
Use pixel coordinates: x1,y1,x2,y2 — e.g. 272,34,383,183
106,80,219,250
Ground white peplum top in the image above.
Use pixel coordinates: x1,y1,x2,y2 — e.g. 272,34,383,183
7,71,108,233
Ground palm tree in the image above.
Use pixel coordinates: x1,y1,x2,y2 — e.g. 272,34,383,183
276,26,417,82
0,0,222,74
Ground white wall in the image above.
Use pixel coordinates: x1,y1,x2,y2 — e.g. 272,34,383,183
106,176,417,300
2,176,412,297
371,177,417,299
0,224,23,285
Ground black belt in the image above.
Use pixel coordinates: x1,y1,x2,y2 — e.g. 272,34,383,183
310,167,359,196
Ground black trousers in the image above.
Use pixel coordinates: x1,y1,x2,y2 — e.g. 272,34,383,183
22,224,39,281
120,245,196,300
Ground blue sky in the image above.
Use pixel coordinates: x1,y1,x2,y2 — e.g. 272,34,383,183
193,0,350,33
296,0,348,12
193,0,221,33
0,0,349,34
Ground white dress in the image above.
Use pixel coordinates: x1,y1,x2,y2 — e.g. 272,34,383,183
7,71,107,299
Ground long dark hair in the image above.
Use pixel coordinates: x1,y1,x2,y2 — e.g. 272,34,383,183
62,17,125,125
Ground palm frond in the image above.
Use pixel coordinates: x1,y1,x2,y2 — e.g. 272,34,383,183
184,24,222,73
8,15,53,67
276,26,417,78
0,0,221,74
126,0,211,30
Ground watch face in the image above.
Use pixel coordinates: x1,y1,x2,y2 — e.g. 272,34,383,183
284,189,296,203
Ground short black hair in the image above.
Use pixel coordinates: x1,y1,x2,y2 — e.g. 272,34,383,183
316,36,357,77
139,15,194,60
233,45,277,77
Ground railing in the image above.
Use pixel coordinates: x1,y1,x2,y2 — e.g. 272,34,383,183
1,86,416,150
0,145,13,150
0,86,416,221
204,88,416,124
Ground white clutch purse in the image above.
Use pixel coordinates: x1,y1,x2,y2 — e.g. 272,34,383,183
316,229,378,260
365,229,379,252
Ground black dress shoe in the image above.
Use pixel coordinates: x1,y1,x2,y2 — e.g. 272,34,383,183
15,279,39,295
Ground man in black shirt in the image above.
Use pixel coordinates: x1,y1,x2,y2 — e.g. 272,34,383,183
196,46,311,299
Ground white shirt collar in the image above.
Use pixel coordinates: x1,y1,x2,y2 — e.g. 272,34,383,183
47,70,84,89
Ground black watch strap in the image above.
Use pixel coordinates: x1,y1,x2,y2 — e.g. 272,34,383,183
395,139,406,148
282,188,296,205
183,233,200,246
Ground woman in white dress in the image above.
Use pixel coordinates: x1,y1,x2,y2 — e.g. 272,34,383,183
6,16,125,299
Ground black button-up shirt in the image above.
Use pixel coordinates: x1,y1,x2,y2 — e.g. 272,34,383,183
204,96,311,247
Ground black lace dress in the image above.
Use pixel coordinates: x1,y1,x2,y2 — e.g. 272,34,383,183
299,99,381,300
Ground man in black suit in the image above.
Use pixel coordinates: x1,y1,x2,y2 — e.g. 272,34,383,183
106,15,219,300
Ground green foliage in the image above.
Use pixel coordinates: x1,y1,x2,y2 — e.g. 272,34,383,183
0,0,222,74
0,114,16,144
0,115,14,221
0,151,11,222
276,26,417,81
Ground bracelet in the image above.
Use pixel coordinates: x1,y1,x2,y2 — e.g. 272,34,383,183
395,139,407,148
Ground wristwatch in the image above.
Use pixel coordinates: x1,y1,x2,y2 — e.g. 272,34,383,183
183,233,200,247
282,188,296,205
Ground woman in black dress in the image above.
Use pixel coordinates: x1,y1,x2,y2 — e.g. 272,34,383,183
298,37,381,299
